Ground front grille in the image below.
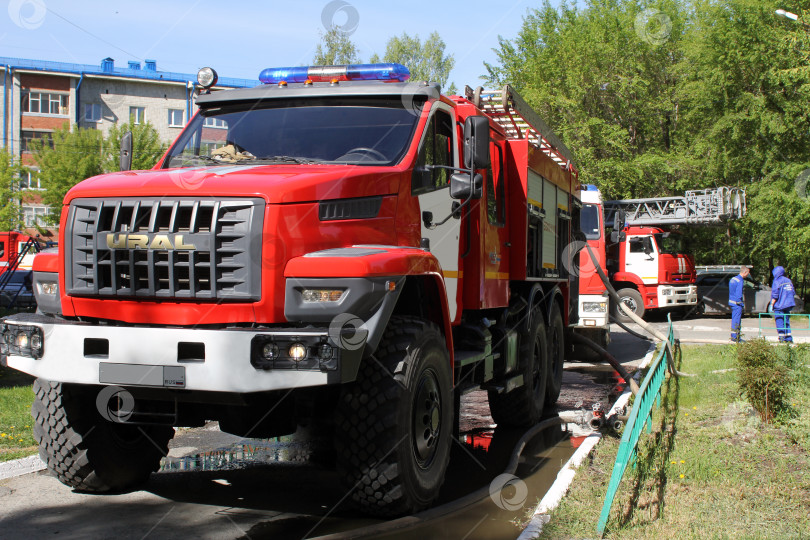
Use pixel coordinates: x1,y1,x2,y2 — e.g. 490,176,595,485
65,198,264,301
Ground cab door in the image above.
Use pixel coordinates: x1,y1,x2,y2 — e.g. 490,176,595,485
414,104,462,323
625,235,658,285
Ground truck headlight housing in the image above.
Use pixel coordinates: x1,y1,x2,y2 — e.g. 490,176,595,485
582,302,607,313
1,324,44,359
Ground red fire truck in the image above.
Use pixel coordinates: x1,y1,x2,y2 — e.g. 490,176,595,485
3,64,583,516
0,231,38,274
575,184,745,330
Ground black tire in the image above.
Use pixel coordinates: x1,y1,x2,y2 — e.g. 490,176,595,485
488,309,548,427
31,379,174,492
614,288,645,323
335,316,453,517
545,302,565,406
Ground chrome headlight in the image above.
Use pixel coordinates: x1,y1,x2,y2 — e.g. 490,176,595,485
582,302,607,313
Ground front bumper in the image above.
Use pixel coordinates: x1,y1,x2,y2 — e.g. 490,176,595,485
657,285,697,307
2,313,365,393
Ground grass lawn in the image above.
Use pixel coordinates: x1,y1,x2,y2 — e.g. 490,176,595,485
0,366,37,462
535,344,810,539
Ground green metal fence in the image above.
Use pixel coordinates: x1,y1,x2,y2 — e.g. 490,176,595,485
596,315,675,537
757,313,810,341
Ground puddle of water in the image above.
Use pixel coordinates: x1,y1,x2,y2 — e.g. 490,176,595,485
154,419,576,540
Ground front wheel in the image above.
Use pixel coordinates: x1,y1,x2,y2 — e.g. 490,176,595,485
335,316,453,517
614,288,645,323
31,379,174,492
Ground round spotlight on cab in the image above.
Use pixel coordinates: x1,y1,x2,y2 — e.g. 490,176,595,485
288,343,307,362
197,67,218,89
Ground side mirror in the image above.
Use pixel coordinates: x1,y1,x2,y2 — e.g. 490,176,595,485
120,131,133,171
613,209,625,231
450,172,483,200
463,116,490,170
610,231,626,243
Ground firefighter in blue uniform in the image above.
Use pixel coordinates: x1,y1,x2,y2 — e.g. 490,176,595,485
769,266,796,343
729,266,749,342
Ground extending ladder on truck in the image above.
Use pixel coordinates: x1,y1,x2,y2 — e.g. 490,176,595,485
604,187,747,227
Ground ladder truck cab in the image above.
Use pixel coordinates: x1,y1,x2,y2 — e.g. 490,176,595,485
610,224,696,321
2,64,583,517
578,185,746,323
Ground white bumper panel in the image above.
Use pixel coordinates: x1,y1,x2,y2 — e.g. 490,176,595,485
5,322,337,393
576,294,609,328
657,285,698,307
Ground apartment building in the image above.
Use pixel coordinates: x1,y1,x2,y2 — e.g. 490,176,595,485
0,56,255,233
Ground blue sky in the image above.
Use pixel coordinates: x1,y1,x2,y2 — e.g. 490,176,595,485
0,0,572,89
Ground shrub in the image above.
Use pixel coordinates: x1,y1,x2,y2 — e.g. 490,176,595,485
736,340,792,422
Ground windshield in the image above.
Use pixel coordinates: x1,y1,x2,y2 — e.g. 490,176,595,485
580,203,601,240
654,232,685,255
163,97,421,169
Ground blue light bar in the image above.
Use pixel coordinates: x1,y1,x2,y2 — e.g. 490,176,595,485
259,63,410,84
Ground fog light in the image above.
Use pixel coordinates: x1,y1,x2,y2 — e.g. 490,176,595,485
317,343,333,360
301,289,345,303
288,343,307,361
30,333,42,351
262,342,279,360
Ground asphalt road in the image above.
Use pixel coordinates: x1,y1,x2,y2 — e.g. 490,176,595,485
0,314,740,540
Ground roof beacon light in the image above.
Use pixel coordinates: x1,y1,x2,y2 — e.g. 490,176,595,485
259,63,410,85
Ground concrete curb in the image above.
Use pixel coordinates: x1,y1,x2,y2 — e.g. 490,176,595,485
517,342,658,540
0,454,45,481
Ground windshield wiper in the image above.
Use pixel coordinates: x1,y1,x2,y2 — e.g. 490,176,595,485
252,156,324,164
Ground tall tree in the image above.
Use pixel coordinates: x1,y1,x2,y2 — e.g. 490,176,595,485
371,32,456,89
29,124,103,223
485,0,689,199
103,121,168,172
313,25,361,65
0,148,22,230
678,0,810,271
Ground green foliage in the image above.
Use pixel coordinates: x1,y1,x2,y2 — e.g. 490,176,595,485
486,0,810,271
736,340,792,422
313,26,360,65
103,121,167,172
29,124,103,223
371,31,456,89
0,147,22,230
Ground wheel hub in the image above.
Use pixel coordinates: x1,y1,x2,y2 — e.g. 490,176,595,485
413,369,442,468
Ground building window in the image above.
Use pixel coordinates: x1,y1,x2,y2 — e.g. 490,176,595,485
21,130,53,153
129,106,145,125
22,92,69,116
168,109,184,127
20,171,42,190
203,117,227,129
23,205,52,228
84,103,102,122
